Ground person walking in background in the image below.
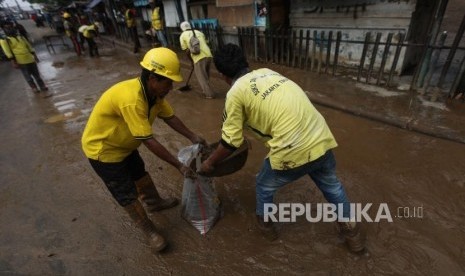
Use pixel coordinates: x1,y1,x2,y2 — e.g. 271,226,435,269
0,21,51,98
83,22,99,57
78,24,87,52
122,4,141,53
81,48,205,252
179,21,215,99
149,0,167,47
199,43,365,254
62,12,81,56
14,22,29,42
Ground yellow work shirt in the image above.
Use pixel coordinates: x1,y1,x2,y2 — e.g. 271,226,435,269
63,20,76,37
83,25,97,38
125,9,135,28
81,78,175,162
179,29,212,64
151,7,163,30
221,68,338,170
0,36,35,64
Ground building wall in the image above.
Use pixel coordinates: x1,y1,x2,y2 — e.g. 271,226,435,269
288,0,419,72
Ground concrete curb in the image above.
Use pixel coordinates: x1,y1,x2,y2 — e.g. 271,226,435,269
309,95,465,145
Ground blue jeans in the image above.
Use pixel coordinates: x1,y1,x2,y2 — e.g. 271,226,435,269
156,30,168,47
256,150,351,218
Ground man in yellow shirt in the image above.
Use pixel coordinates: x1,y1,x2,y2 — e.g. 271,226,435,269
149,0,167,47
122,4,141,53
82,48,205,252
199,43,364,254
179,21,215,99
82,22,99,57
62,12,81,56
0,21,50,97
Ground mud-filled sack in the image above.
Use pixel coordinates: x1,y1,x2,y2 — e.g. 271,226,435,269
178,144,222,235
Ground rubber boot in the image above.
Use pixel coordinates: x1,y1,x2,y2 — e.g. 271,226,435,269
124,200,167,252
135,173,179,213
337,221,365,253
256,215,278,241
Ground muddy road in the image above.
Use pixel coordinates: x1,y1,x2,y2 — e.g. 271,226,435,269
0,22,464,275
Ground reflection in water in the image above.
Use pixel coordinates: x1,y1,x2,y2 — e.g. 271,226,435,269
38,60,58,79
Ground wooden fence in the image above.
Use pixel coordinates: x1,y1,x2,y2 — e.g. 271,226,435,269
236,23,465,100
158,17,465,100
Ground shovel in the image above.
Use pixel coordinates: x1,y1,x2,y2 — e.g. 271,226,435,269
179,66,194,92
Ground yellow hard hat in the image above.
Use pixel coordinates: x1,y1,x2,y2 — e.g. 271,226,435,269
63,12,71,19
140,48,183,82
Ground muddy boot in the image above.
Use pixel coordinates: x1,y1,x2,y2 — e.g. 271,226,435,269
337,221,365,253
256,215,278,241
135,173,179,213
124,200,167,252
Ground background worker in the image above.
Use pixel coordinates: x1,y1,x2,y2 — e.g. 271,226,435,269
179,21,215,99
77,24,87,52
83,22,99,57
149,0,167,47
199,43,365,254
122,4,141,53
81,48,205,252
62,12,81,56
0,21,50,97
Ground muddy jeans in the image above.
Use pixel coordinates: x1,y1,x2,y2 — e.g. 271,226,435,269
256,150,351,218
18,62,46,89
194,57,215,98
88,150,147,206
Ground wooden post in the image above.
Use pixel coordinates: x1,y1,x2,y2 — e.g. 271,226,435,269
311,30,317,72
376,32,393,85
318,31,325,74
325,31,333,74
333,31,341,76
438,13,465,88
305,30,310,71
357,32,371,82
366,32,382,83
298,29,304,69
387,33,405,87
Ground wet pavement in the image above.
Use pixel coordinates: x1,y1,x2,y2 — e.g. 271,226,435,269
1,20,465,275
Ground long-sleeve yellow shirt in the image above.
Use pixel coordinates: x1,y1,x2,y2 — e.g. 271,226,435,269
0,35,35,64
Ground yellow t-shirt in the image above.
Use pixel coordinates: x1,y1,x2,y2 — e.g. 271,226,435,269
125,9,135,28
0,36,35,64
83,25,97,38
151,7,163,30
221,68,338,170
179,29,212,64
81,78,174,162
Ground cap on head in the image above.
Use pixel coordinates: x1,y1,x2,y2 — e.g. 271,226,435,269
140,47,183,82
63,12,71,19
180,21,191,31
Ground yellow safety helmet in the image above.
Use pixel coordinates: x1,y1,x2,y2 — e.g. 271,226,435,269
63,12,71,19
140,48,183,82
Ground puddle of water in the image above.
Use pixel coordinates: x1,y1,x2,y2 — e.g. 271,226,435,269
356,83,403,97
54,99,76,107
44,110,82,123
57,103,76,112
